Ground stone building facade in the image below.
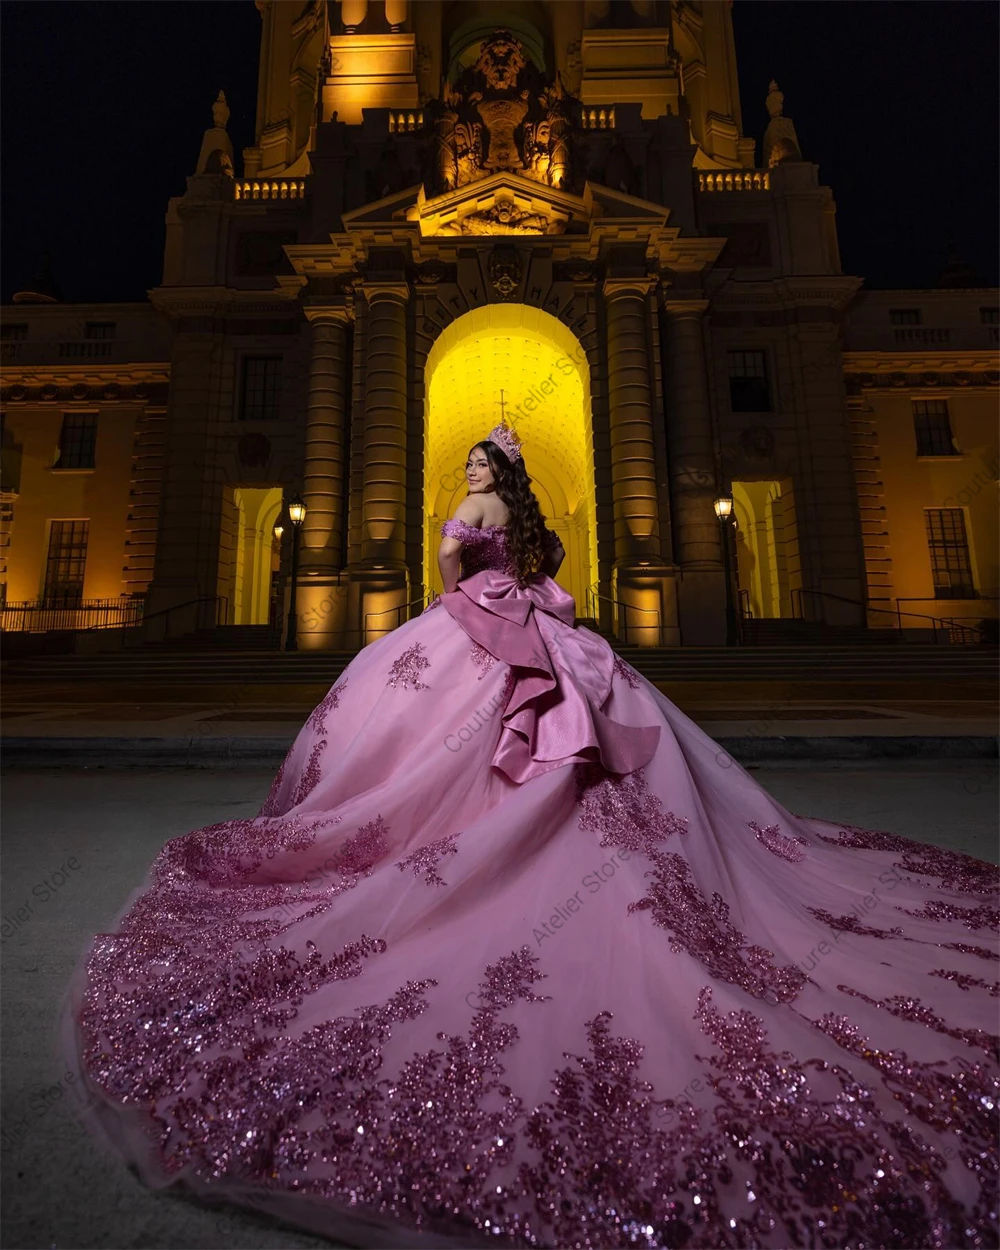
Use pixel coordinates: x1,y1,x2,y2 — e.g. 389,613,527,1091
2,0,997,649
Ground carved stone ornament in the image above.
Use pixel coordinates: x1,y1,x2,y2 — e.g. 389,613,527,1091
489,246,523,299
71,383,90,401
431,28,577,195
441,196,560,236
415,259,450,285
738,425,776,463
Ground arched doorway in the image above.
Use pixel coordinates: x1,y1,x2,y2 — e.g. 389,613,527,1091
423,304,596,610
217,485,284,625
732,478,802,618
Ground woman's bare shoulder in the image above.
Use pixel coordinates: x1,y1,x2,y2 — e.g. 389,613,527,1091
451,495,485,526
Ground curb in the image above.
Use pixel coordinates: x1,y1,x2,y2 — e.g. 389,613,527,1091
2,733,997,769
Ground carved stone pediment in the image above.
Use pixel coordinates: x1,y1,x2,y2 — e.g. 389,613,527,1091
406,172,587,238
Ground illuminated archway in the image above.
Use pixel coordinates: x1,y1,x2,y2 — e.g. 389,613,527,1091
424,304,596,611
732,478,801,618
218,485,283,625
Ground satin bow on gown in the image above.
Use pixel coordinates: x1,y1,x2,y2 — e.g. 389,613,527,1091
60,518,999,1249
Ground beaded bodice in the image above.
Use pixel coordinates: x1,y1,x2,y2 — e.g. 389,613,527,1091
440,518,560,579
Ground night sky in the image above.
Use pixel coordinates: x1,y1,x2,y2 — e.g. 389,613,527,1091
2,1,997,304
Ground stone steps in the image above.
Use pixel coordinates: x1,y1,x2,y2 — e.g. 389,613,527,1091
6,641,996,684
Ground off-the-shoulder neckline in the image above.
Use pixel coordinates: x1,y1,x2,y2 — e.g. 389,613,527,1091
445,519,509,531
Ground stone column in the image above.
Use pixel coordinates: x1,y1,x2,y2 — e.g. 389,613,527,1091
348,278,410,645
301,307,351,575
360,280,409,566
602,276,677,646
662,298,727,645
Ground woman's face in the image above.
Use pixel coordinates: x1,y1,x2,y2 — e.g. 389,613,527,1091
465,446,495,493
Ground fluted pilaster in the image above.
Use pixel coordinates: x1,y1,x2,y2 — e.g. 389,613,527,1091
360,281,409,566
662,300,722,569
301,308,351,574
602,276,662,566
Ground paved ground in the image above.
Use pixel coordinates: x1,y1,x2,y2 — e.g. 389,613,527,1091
3,678,997,762
2,762,997,1250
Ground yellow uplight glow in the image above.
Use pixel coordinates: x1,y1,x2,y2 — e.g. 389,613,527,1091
424,304,597,608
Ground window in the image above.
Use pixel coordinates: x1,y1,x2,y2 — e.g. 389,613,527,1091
912,399,957,457
54,413,97,469
727,350,771,412
980,307,1000,325
925,509,975,599
0,323,27,341
43,520,89,606
240,356,282,420
889,309,921,326
84,321,116,340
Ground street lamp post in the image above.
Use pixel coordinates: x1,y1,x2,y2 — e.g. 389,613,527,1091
714,493,739,647
285,495,307,651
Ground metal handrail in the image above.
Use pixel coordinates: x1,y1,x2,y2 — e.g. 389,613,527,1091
737,588,753,619
585,583,665,646
1,595,147,633
363,593,432,637
127,594,229,647
790,587,993,643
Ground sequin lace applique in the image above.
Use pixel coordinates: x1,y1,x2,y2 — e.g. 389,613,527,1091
290,738,327,808
628,850,808,1004
803,1004,1000,1193
939,941,1000,962
386,642,431,690
897,900,1000,931
833,984,1000,1060
469,641,497,679
78,905,1000,1250
808,906,1000,974
156,812,331,888
748,819,808,863
258,750,292,818
395,831,462,887
575,763,688,854
807,907,905,939
519,984,999,1249
927,969,1000,997
306,678,347,735
335,815,392,875
818,825,1000,895
439,518,562,580
612,653,642,689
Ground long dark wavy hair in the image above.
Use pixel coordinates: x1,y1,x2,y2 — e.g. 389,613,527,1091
471,440,547,585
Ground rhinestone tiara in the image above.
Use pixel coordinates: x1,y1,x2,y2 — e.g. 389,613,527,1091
487,420,523,463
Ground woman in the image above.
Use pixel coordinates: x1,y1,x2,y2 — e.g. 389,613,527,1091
60,421,998,1249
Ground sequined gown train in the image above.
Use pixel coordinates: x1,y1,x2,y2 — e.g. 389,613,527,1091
60,519,999,1249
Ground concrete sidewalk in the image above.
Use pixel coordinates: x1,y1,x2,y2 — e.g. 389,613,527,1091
3,677,997,765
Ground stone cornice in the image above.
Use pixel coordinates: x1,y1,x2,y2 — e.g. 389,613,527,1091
303,304,354,325
1,364,170,387
360,280,410,304
708,275,862,312
843,351,1000,374
602,276,656,300
147,286,301,320
662,297,711,317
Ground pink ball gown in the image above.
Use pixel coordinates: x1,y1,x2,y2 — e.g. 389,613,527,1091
60,518,999,1249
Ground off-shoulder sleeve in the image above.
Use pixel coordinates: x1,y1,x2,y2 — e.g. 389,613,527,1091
440,517,485,543
542,527,563,551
